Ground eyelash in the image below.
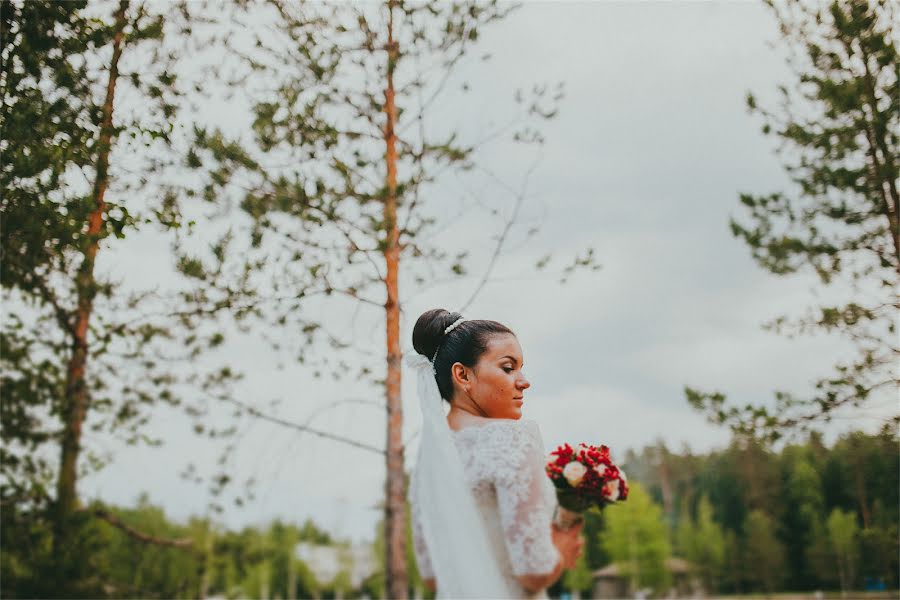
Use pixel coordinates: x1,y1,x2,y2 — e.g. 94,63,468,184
503,367,514,373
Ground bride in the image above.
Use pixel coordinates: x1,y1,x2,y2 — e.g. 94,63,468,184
406,308,584,599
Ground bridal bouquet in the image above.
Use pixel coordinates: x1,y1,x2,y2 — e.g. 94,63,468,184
545,442,629,530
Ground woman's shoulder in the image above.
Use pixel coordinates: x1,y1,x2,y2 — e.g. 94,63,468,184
453,418,543,453
452,417,539,436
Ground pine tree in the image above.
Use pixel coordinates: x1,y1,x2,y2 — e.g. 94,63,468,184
744,509,788,594
687,0,899,443
1,1,239,592
827,507,860,596
183,2,592,596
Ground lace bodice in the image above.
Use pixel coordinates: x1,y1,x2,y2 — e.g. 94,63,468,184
410,418,560,597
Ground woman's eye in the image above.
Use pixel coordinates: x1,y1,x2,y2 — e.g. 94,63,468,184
503,367,513,373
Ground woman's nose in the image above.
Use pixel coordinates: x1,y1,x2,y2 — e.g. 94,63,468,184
518,375,530,390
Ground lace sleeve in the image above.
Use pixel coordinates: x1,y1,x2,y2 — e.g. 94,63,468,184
409,473,435,580
492,420,560,577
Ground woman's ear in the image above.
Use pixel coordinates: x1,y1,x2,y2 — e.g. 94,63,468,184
451,362,469,387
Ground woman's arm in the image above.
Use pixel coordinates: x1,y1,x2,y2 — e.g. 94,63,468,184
517,554,564,593
516,522,584,593
491,421,585,593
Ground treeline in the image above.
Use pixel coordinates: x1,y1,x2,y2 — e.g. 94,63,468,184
4,427,895,599
1,493,386,599
555,425,899,597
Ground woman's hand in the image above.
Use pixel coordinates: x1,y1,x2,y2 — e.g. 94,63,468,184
551,520,585,569
517,520,585,592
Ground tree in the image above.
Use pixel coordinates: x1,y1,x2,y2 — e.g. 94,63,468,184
675,495,725,593
686,0,899,443
743,510,787,594
600,482,671,595
1,1,240,592
721,528,745,594
184,2,594,597
859,499,899,590
806,514,837,589
780,450,825,588
826,508,860,597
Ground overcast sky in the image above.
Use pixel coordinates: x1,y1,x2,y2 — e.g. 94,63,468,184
80,1,895,544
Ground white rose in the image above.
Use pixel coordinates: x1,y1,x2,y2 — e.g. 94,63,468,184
603,478,620,500
562,461,587,487
593,464,609,479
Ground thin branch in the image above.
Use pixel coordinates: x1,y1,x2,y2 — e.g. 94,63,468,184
30,276,75,336
398,62,428,248
397,36,470,136
79,507,195,550
774,378,897,433
110,284,377,330
299,398,384,429
333,220,386,282
224,396,386,455
457,154,542,313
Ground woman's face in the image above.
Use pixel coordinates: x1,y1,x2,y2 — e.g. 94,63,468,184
457,333,531,420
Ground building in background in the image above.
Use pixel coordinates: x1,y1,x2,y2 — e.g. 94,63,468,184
295,542,379,599
592,557,700,599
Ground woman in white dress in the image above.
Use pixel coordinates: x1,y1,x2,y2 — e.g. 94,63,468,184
406,308,584,599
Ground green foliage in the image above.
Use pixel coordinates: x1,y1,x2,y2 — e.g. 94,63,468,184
580,507,611,572
621,427,898,594
600,482,672,595
1,2,95,293
826,508,860,594
1,1,103,516
675,495,725,591
781,451,825,587
744,510,788,594
720,528,744,594
806,514,837,588
2,428,894,598
858,499,899,587
688,0,899,443
98,498,205,598
562,549,594,595
1,1,246,593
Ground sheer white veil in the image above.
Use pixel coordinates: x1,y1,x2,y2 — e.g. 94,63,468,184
405,351,511,599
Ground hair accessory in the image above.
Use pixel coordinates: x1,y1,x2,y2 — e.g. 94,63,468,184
431,317,466,363
443,317,465,335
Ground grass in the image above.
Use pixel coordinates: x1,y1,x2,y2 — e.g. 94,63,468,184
709,591,898,600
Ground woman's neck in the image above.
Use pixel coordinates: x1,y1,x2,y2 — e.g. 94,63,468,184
447,404,491,431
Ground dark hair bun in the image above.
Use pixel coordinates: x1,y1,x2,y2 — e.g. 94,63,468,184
412,308,462,360
411,309,514,401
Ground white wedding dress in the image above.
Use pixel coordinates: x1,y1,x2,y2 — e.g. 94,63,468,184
410,418,560,599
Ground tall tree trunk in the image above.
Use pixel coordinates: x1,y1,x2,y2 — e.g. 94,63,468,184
382,1,407,598
656,444,674,524
850,439,871,529
54,0,128,566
